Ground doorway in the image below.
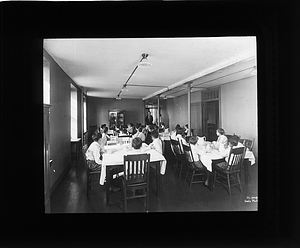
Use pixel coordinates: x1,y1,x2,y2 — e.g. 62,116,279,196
191,102,201,136
201,89,220,141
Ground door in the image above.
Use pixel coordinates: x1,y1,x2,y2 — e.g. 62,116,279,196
202,100,219,141
191,103,201,136
44,104,51,213
201,88,220,141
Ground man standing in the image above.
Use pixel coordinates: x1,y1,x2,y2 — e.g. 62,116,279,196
145,111,153,125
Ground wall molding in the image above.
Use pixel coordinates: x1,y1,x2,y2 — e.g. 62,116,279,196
50,161,72,196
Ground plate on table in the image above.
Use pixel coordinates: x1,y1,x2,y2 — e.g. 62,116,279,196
106,149,117,154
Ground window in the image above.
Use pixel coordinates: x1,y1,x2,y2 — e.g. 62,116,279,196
71,84,78,139
83,95,87,133
43,57,50,104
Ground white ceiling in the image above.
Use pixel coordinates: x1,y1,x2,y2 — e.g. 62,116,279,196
43,37,256,101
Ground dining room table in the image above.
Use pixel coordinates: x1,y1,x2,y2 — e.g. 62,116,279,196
100,143,167,205
198,142,256,190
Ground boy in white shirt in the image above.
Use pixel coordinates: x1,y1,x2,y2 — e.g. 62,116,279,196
176,127,188,153
170,124,180,140
149,130,163,154
212,128,228,150
188,136,206,169
101,126,110,146
216,135,245,170
85,132,105,171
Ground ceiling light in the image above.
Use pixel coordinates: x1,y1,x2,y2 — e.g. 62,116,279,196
138,53,152,68
116,53,151,98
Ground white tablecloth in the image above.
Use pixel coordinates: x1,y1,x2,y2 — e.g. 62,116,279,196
200,148,256,172
99,144,167,185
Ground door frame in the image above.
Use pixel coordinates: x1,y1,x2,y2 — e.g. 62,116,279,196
201,88,221,139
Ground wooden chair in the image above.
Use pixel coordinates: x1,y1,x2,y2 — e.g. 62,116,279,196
160,138,165,155
239,138,255,151
121,153,150,212
214,146,246,195
182,144,207,189
170,139,186,179
82,145,101,198
225,133,241,140
239,138,254,184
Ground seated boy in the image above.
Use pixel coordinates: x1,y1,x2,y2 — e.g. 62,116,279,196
188,136,206,169
149,130,163,154
85,132,104,171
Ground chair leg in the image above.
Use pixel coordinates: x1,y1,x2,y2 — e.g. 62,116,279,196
185,168,189,183
227,174,231,195
179,162,183,178
174,160,179,176
236,173,243,193
190,170,195,189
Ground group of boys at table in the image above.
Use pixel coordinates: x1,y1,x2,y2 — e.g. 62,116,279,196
85,122,255,192
85,125,165,192
168,126,255,191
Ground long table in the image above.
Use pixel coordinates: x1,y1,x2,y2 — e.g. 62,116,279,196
100,144,167,205
199,146,256,190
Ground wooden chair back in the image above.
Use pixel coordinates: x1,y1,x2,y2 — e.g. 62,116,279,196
159,138,165,155
123,153,150,185
225,133,241,140
239,138,254,151
170,139,183,156
182,143,195,166
227,147,246,172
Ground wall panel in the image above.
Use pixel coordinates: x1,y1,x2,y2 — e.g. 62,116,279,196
88,97,144,127
221,76,258,155
44,50,72,189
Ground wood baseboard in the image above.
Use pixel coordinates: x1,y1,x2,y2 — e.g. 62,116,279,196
50,161,72,196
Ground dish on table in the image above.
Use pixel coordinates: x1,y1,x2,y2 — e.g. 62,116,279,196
106,149,117,154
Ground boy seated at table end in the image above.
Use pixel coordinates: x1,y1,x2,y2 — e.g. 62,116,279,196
86,132,121,192
131,137,143,151
212,128,228,150
215,135,244,170
85,132,105,171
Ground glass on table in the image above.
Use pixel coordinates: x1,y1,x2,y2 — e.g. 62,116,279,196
205,143,213,153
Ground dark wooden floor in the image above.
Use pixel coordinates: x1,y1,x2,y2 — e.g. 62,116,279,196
50,144,258,213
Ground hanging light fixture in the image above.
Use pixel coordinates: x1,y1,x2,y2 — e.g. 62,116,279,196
138,53,152,68
116,53,152,99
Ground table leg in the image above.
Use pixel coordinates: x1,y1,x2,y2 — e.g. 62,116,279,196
207,171,214,191
208,158,226,191
106,167,111,206
156,162,159,196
